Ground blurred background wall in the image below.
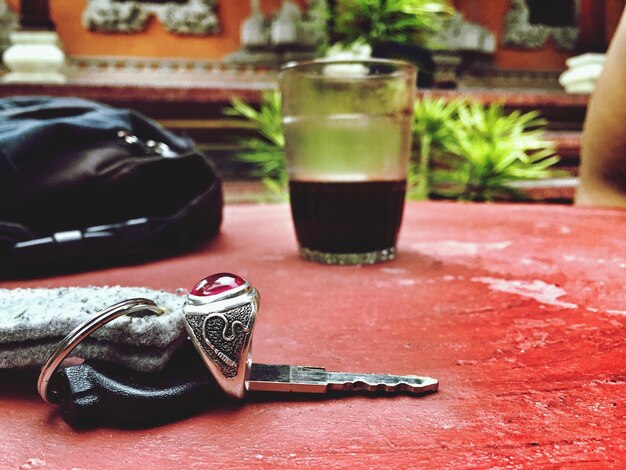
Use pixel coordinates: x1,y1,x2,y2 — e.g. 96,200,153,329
5,0,623,69
5,0,308,59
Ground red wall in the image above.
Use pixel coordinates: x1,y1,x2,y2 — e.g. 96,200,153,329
6,0,306,59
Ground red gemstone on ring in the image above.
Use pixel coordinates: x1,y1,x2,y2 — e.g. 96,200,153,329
190,273,247,297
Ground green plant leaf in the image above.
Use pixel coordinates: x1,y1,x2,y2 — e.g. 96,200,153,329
409,99,560,201
332,0,454,45
226,91,288,195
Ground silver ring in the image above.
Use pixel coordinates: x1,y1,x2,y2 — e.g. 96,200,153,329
37,298,163,404
182,273,259,399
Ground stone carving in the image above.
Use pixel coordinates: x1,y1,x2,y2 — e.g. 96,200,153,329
425,13,496,87
502,0,579,51
226,0,328,66
0,0,17,56
82,0,220,35
241,0,270,49
429,13,496,54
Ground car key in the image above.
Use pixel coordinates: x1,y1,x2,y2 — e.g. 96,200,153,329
39,273,438,427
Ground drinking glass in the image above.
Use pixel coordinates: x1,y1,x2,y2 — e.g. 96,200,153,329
280,59,417,265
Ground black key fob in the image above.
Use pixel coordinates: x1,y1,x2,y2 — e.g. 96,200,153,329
48,342,219,428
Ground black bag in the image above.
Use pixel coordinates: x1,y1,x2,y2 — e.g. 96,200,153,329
0,97,223,276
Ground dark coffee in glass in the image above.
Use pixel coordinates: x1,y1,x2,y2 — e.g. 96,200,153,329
289,180,406,263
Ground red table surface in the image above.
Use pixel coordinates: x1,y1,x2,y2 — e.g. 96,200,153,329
1,202,626,468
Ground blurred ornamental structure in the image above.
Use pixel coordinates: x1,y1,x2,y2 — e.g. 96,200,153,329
0,0,17,56
503,0,579,50
226,0,328,66
427,11,497,86
430,12,497,54
2,0,66,83
82,0,220,35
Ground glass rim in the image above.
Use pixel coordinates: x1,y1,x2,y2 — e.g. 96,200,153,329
280,58,417,80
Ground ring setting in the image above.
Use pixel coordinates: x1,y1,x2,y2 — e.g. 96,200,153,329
182,273,259,399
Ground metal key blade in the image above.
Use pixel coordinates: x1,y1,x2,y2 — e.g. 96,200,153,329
325,371,438,394
247,364,438,395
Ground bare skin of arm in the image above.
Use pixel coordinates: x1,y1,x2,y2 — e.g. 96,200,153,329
576,10,626,207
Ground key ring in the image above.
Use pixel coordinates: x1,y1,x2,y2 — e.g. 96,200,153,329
37,273,259,403
37,298,164,404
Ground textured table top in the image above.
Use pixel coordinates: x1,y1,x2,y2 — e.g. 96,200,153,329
1,202,625,468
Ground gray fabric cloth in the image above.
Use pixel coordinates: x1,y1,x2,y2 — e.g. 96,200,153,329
0,286,188,372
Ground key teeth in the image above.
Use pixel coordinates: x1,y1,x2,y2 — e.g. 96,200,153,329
331,378,439,395
351,381,413,393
